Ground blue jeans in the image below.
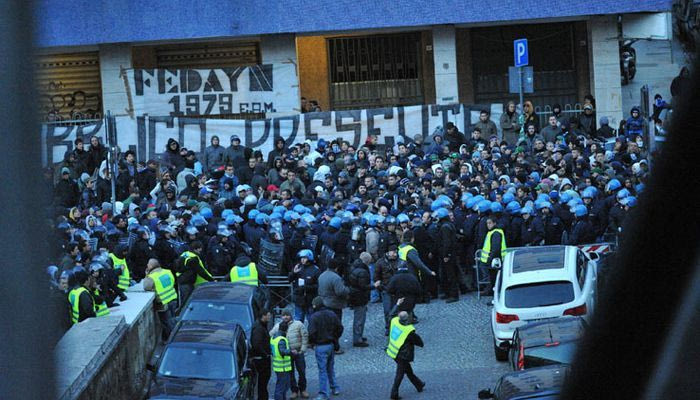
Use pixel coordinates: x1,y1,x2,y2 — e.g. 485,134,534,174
294,304,313,323
369,264,380,302
381,291,393,329
315,343,338,397
274,370,291,400
291,352,307,393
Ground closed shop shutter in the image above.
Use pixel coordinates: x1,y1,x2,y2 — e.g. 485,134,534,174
155,41,260,69
471,23,580,128
36,52,103,123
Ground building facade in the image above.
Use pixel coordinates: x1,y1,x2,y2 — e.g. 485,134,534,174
35,0,671,129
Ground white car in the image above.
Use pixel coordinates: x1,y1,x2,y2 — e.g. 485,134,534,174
490,245,598,361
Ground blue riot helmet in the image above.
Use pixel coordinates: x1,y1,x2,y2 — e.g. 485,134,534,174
574,204,588,217
340,217,352,230
293,205,306,214
635,183,645,194
385,216,397,226
367,215,378,228
460,192,473,205
582,187,595,199
397,213,410,224
255,214,268,225
437,194,454,209
342,211,354,219
536,201,552,211
200,207,213,220
502,192,515,204
375,215,386,226
506,201,521,215
616,188,630,200
621,196,637,207
559,192,572,204
217,226,232,237
549,190,559,201
192,215,208,227
273,205,287,215
477,200,492,213
301,213,316,225
185,226,198,236
435,208,450,220
536,193,550,203
329,217,342,229
248,209,260,220
490,202,504,214
430,198,445,211
520,206,534,215
269,212,282,221
606,179,622,192
465,197,479,210
297,249,314,261
221,209,234,219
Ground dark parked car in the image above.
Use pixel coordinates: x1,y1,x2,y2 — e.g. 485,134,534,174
478,364,570,400
179,282,266,339
508,317,586,371
147,320,255,399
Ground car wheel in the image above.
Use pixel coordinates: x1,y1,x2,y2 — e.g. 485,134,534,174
494,340,508,361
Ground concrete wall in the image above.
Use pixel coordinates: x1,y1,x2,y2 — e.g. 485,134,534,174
99,44,133,117
432,25,459,105
260,34,300,116
456,28,474,104
296,35,330,112
590,15,624,127
55,291,156,400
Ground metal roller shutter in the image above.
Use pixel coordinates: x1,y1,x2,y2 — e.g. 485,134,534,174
155,41,260,69
36,52,102,123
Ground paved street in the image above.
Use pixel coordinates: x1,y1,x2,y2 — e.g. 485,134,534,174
269,294,510,399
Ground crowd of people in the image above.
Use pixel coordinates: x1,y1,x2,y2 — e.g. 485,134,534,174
46,94,651,399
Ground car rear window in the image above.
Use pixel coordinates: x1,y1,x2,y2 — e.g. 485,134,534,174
505,281,574,308
181,301,252,331
525,341,578,368
511,247,566,273
159,346,235,380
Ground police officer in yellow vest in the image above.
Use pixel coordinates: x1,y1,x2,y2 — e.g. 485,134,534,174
86,264,110,318
108,245,131,291
67,267,96,324
230,255,267,286
271,321,295,400
479,216,507,296
386,305,425,400
177,240,213,302
398,231,436,303
143,258,178,340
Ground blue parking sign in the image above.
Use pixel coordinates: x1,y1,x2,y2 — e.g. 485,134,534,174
514,39,528,67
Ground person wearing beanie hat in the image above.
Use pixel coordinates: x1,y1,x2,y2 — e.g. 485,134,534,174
308,296,343,398
251,309,273,400
348,252,373,347
270,308,310,398
595,115,616,140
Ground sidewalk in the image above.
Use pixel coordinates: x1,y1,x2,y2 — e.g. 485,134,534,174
621,36,690,112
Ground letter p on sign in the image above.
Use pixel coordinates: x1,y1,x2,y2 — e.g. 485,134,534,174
514,39,528,67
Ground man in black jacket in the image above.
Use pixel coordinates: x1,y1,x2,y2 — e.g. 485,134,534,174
289,249,321,323
388,309,425,400
437,210,459,303
251,309,272,400
347,252,372,347
308,297,343,398
386,264,421,323
54,167,80,208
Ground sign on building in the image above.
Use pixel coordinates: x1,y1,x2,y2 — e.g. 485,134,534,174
125,64,299,116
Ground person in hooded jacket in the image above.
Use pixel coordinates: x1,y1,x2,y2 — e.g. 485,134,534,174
87,135,107,175
128,227,155,281
347,252,372,347
624,107,646,139
161,138,185,173
267,138,287,169
500,101,521,145
225,135,250,169
203,135,226,172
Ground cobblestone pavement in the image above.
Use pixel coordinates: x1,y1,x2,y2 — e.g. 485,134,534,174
268,293,510,399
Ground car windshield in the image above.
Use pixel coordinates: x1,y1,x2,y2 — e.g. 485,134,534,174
505,281,574,308
158,346,235,380
511,247,566,273
181,301,252,330
525,341,578,367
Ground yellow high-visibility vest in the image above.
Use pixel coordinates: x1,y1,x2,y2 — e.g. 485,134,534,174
480,228,507,263
386,316,415,359
230,262,259,286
